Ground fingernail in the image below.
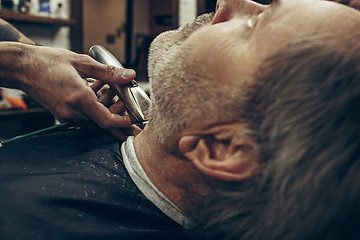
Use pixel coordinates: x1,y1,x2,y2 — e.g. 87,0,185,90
122,69,135,78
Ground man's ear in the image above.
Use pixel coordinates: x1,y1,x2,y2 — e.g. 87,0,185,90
178,124,259,182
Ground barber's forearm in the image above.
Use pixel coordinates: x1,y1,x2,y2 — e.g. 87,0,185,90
0,18,35,45
0,42,32,89
0,18,36,89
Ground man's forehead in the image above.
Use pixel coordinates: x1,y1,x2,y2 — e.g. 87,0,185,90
274,0,360,26
257,0,360,9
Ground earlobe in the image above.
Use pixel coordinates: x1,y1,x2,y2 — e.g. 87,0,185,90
179,129,259,182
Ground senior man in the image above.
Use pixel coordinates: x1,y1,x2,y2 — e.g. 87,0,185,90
1,0,360,239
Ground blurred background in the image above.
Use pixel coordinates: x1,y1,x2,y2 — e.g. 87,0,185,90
0,0,221,77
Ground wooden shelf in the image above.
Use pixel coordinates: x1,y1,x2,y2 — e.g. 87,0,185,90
0,9,75,26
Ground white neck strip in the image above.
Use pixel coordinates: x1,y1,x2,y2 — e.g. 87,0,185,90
121,136,190,227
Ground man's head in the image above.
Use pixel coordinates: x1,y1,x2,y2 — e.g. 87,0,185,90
146,0,360,178
190,35,360,240
140,0,360,238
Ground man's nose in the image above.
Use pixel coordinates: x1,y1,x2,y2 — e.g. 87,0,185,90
212,0,266,24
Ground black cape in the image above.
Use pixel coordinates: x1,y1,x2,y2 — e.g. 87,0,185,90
0,129,190,240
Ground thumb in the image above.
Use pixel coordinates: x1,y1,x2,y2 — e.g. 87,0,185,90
75,56,136,84
91,64,136,85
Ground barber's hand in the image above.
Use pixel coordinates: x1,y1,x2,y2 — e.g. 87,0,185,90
21,45,135,130
91,80,142,140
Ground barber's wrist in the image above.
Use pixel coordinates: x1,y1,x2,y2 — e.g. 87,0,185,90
0,42,29,89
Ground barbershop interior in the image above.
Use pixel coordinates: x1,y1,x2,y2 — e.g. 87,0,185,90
0,0,220,141
0,0,360,239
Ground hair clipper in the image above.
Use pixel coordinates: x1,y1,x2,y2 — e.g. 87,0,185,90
88,45,151,129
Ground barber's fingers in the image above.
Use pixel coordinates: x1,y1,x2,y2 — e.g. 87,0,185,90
109,99,126,114
73,56,136,85
89,79,117,108
50,105,87,123
86,102,133,129
126,125,142,136
105,99,141,140
89,79,105,92
79,91,133,129
107,125,142,141
94,85,118,108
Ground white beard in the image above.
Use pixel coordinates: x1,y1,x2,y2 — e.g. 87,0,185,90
146,13,215,143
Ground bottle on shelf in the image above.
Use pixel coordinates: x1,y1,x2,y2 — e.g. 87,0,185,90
18,0,30,14
38,0,50,16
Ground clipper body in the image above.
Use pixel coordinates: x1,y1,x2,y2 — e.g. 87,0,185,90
89,45,151,129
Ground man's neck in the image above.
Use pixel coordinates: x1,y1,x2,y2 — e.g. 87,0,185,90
133,126,197,211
